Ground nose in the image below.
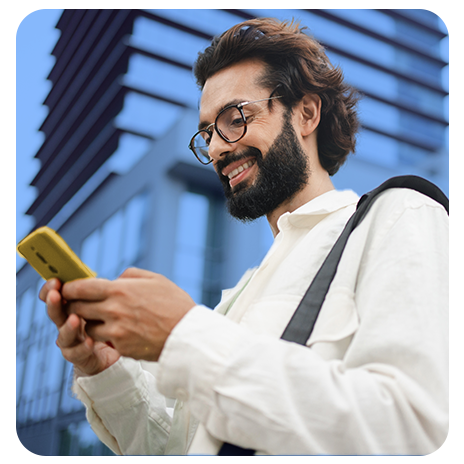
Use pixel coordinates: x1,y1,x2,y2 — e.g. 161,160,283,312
208,130,237,162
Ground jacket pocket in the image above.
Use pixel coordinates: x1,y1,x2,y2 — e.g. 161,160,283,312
306,287,359,359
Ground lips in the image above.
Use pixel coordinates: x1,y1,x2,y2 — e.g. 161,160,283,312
221,157,257,188
221,157,255,178
224,159,256,180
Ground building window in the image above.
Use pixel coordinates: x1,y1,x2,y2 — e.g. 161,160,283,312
172,190,225,308
173,191,210,304
80,192,148,279
59,421,115,456
17,280,65,424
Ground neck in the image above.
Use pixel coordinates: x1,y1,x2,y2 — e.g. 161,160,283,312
267,171,334,237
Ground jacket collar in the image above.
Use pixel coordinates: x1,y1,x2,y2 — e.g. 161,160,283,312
276,189,359,232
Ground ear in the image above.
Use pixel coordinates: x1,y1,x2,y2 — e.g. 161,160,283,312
296,93,321,137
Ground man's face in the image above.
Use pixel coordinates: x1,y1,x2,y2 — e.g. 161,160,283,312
199,60,309,221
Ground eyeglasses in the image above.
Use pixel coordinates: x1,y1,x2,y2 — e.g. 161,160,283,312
189,94,283,165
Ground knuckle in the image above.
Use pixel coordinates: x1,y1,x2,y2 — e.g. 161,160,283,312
110,325,125,343
102,299,118,318
66,300,78,314
107,284,123,299
108,285,130,306
62,279,80,299
120,267,137,277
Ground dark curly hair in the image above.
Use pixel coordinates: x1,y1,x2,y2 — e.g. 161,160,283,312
193,18,360,176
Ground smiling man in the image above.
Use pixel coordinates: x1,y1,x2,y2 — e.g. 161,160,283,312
194,60,330,231
40,18,448,455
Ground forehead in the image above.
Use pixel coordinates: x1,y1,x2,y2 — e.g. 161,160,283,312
199,60,268,122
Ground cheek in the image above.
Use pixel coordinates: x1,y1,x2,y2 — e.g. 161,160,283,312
243,125,275,154
249,116,283,149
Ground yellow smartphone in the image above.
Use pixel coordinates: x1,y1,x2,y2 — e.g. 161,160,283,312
17,226,96,282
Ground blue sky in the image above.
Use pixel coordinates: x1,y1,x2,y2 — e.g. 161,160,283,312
16,9,63,269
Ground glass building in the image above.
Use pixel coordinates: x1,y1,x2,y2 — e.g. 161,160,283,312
16,9,449,455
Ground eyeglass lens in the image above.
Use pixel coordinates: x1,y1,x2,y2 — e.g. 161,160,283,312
217,106,245,141
192,106,246,163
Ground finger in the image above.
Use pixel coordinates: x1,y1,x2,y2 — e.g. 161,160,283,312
119,267,157,279
62,277,109,301
56,314,86,349
67,299,109,322
46,288,67,327
84,320,108,343
39,278,61,302
60,333,96,366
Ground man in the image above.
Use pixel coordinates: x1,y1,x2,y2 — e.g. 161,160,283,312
40,18,448,455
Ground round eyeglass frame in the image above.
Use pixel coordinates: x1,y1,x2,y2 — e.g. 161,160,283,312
188,94,283,165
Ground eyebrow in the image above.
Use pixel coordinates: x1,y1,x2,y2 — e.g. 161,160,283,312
198,98,248,131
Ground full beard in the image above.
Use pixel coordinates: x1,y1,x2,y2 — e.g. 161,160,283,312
215,112,309,221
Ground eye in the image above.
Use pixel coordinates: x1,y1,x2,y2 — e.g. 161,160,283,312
199,130,212,146
230,117,245,127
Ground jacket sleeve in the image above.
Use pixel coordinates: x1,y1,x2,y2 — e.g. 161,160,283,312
155,191,449,455
72,356,172,455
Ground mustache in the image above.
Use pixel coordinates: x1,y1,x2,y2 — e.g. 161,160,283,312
215,147,263,178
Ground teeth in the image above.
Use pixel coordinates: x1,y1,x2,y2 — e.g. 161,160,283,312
227,160,255,179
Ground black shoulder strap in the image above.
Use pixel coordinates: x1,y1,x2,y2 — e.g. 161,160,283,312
281,175,448,345
218,175,448,455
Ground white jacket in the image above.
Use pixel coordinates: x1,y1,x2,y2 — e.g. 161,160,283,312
73,188,449,455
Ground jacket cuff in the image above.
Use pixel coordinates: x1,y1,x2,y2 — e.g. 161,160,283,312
75,356,148,414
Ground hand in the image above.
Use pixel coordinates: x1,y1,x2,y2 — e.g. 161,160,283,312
40,278,121,376
61,268,196,362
